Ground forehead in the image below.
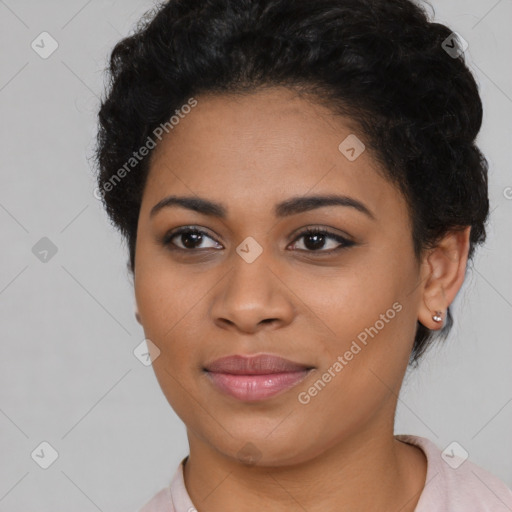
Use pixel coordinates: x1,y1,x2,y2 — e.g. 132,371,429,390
142,87,406,223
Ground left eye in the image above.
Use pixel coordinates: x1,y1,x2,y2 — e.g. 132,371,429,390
289,228,355,253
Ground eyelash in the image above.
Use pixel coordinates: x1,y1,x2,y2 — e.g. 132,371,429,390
162,226,355,254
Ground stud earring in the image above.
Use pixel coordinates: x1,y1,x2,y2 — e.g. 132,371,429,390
432,310,443,323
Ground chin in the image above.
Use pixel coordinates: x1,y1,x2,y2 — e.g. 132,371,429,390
197,424,323,468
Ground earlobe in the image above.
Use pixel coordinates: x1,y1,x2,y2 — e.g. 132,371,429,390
417,226,471,331
135,305,142,325
432,310,443,323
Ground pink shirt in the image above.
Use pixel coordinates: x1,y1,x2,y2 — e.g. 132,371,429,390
138,434,512,511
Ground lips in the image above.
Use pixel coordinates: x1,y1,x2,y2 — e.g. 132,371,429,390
204,354,314,401
204,353,312,374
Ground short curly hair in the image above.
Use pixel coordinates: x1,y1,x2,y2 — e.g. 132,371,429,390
93,0,489,367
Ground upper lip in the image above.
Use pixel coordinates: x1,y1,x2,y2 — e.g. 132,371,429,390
204,354,313,375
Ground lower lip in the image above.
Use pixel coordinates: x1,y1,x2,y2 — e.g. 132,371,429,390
205,370,311,402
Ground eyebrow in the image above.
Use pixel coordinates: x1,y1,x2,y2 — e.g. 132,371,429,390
149,194,375,220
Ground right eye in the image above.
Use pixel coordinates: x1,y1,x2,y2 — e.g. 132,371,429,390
162,226,223,251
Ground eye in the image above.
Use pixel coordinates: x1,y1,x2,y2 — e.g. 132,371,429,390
162,225,355,254
162,226,222,250
288,227,355,253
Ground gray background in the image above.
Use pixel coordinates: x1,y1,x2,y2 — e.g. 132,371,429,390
1,0,511,510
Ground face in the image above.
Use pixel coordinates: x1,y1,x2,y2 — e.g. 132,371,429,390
134,86,424,466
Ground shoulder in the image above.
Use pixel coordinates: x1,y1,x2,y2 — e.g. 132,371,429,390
136,456,191,512
137,487,174,512
396,434,512,511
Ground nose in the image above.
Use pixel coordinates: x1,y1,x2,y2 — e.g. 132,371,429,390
210,256,295,334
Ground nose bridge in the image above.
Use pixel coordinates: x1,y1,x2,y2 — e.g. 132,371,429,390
232,243,274,299
210,240,294,332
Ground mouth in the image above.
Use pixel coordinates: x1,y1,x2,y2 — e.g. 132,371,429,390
203,354,315,402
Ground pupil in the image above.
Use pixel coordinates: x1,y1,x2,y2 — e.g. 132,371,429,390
183,231,202,248
305,233,324,250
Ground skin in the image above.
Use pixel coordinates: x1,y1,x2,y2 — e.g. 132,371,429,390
133,86,471,512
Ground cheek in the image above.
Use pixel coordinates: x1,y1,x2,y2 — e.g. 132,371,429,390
135,268,207,419
292,302,413,449
134,245,204,336
293,253,411,343
294,251,418,401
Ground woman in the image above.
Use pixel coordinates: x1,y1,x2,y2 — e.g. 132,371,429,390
94,0,512,510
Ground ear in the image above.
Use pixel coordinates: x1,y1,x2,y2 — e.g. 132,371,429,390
134,303,142,325
417,226,471,330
